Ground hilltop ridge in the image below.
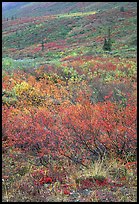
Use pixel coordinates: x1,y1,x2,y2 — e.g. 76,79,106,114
2,2,137,18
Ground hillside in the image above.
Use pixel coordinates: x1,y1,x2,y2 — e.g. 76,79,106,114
2,2,137,202
2,1,137,65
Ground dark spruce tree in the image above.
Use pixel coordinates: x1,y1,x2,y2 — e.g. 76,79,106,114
103,27,112,51
120,6,125,12
41,39,44,52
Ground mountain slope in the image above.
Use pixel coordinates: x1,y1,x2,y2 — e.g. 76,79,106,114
2,1,137,62
2,2,137,18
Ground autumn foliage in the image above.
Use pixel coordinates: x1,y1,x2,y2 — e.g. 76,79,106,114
2,57,137,169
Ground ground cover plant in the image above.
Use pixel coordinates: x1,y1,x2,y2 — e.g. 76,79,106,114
2,2,137,202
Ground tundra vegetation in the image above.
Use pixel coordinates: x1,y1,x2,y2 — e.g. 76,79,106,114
2,2,137,202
